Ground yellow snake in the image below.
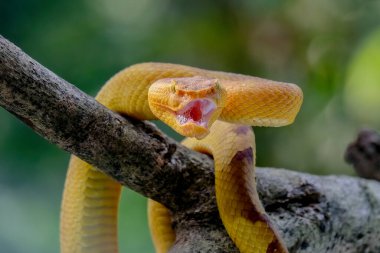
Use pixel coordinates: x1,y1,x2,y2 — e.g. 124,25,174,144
60,62,303,253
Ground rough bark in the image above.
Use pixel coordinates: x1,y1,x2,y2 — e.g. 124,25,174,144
1,35,379,253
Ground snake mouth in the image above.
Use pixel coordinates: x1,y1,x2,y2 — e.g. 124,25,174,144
176,99,217,128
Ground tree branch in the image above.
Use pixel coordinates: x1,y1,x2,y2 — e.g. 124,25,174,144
1,35,379,253
0,34,214,211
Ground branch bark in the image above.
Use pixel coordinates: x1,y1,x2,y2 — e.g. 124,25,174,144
1,35,379,253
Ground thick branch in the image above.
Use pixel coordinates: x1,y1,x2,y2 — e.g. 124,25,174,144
1,35,380,252
0,35,214,211
256,168,380,253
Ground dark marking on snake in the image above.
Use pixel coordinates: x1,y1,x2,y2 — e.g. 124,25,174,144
229,147,286,252
266,238,281,253
229,147,264,225
234,125,251,135
231,147,254,164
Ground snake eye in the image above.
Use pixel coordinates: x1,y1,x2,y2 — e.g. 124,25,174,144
214,79,221,90
170,80,177,93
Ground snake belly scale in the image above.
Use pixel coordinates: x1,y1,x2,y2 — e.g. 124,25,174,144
60,62,303,253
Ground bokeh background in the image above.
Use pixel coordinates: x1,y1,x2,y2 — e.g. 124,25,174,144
1,0,380,252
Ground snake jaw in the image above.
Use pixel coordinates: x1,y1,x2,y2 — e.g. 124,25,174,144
176,99,218,139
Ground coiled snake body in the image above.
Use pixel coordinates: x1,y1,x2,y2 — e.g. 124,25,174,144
60,63,303,253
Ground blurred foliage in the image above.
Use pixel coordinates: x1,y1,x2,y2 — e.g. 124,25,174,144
344,28,380,127
1,0,380,252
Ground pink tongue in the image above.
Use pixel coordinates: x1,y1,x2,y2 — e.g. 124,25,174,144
189,101,202,122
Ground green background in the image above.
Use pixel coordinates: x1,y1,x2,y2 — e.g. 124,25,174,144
1,0,380,252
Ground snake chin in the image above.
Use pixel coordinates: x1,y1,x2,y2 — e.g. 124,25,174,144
175,98,217,139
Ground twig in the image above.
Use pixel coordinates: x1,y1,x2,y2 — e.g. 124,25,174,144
345,129,380,181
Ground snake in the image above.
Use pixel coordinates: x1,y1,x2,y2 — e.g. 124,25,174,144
60,62,303,253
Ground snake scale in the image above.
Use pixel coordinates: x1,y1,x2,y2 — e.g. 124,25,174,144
60,63,303,253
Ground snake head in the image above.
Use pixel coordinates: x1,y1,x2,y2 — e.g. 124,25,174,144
148,76,226,139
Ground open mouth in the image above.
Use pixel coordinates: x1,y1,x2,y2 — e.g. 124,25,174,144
176,99,216,127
